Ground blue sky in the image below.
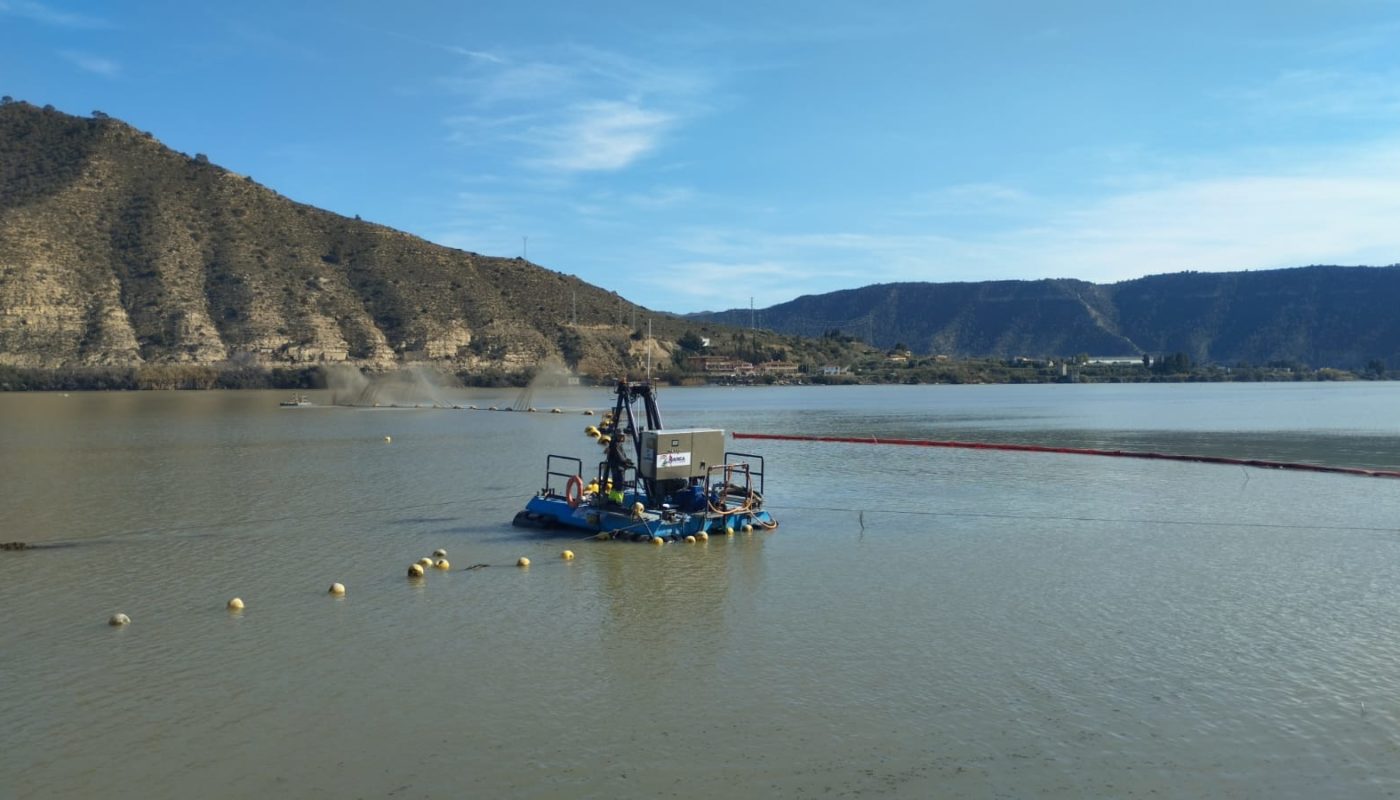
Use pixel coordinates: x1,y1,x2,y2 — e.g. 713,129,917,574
4,1,1400,313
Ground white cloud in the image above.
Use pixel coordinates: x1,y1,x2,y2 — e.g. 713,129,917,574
525,101,673,172
59,50,120,78
439,46,707,174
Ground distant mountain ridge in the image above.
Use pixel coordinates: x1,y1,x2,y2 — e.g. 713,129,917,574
0,100,663,375
692,266,1400,368
6,100,1397,377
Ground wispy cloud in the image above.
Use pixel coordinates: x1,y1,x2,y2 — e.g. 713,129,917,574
0,0,108,28
439,46,709,174
1013,149,1400,281
900,182,1037,219
1272,19,1400,58
1235,68,1400,118
524,101,673,172
641,259,829,307
59,49,120,78
622,186,695,209
442,45,503,64
625,139,1400,311
439,60,580,105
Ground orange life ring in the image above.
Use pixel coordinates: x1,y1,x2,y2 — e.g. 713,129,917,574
565,475,584,509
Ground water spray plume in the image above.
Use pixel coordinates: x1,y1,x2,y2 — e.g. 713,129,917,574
325,365,464,408
511,357,577,411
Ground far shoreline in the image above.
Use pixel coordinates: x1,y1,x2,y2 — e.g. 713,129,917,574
0,359,1389,392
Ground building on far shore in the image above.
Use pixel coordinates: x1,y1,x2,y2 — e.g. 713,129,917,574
758,360,799,375
684,355,799,378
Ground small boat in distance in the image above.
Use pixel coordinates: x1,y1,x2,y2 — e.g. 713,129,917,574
279,393,313,407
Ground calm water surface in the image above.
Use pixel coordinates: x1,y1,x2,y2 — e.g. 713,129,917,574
3,382,1400,798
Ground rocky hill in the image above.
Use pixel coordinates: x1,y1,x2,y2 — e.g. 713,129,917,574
693,266,1400,369
9,100,1395,380
0,100,674,377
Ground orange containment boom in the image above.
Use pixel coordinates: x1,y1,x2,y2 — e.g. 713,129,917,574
730,432,1400,479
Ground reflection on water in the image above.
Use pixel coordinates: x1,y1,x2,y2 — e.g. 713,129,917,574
3,383,1400,798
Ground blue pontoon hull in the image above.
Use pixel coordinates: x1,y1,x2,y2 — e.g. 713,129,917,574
514,494,776,541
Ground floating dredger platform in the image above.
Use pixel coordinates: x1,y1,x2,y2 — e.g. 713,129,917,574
513,379,777,541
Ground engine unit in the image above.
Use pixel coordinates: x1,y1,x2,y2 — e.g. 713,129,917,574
639,428,726,481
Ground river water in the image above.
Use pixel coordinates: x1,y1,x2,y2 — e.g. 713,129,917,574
3,382,1400,798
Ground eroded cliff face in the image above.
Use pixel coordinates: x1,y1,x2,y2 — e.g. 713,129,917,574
0,102,645,375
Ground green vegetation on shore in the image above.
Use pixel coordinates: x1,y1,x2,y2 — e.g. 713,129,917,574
2,351,1386,392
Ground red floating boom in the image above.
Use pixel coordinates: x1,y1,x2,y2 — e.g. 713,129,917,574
731,432,1400,479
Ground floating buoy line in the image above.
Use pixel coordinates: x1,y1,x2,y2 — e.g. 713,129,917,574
733,432,1400,479
762,503,1400,535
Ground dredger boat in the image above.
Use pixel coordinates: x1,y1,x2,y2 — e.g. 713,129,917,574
513,379,777,541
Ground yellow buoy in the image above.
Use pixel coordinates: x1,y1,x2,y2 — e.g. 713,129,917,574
418,557,434,567
684,535,697,543
227,597,245,611
383,435,392,443
407,563,425,578
697,531,709,542
598,435,611,445
517,557,531,567
329,582,346,595
551,408,562,414
434,558,451,570
561,550,575,560
108,613,131,626
726,526,736,536
583,409,594,415
650,536,664,546
432,548,447,558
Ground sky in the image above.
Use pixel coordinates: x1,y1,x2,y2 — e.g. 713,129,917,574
4,0,1400,313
